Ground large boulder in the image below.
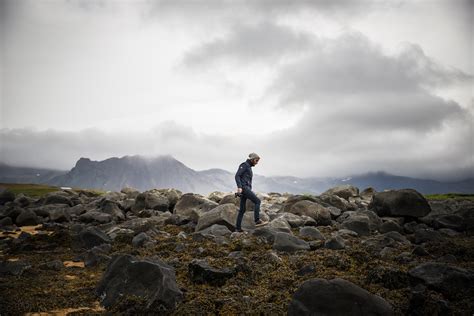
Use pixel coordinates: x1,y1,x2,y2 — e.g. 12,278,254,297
272,232,310,252
195,203,237,231
43,191,73,206
96,254,183,312
288,278,394,315
341,215,371,236
15,209,40,226
370,189,431,218
322,185,359,200
289,200,332,225
133,190,170,213
408,262,474,298
174,193,218,222
280,195,320,213
319,194,355,212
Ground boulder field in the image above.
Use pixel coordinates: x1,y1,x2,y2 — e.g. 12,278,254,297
0,186,473,314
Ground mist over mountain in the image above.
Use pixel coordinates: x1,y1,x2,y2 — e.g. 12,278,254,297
1,155,472,195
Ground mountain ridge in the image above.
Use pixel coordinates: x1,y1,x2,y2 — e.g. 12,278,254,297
0,155,472,194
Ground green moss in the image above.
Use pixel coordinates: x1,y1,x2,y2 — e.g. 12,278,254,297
424,193,474,200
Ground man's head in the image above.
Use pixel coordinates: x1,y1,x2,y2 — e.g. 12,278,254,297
248,152,260,166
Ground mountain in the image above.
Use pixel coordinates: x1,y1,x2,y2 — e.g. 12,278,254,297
0,163,66,184
47,155,220,194
1,157,472,194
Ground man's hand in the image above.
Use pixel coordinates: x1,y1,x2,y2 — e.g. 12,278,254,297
237,188,242,193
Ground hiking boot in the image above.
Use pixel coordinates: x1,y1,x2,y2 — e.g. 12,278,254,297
235,228,244,233
255,219,268,227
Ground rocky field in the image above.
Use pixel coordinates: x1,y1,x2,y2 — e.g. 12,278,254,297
0,185,473,315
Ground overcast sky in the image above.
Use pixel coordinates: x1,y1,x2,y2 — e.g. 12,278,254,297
1,0,473,181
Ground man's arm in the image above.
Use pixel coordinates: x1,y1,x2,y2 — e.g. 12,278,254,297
235,164,245,189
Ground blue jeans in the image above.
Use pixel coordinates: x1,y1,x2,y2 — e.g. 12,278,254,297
236,187,261,229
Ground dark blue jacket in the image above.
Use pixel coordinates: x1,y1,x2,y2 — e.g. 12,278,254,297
235,159,253,190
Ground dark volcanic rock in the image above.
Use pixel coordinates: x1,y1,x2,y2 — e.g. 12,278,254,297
288,200,332,225
39,260,64,271
0,260,31,276
188,259,236,286
408,262,474,298
43,192,73,206
132,232,151,248
73,226,112,249
341,215,371,236
370,189,431,218
324,235,346,250
0,190,15,205
133,190,170,213
272,232,310,252
414,229,442,244
288,278,394,315
79,211,112,224
96,254,183,311
15,209,40,226
84,244,112,267
432,214,465,231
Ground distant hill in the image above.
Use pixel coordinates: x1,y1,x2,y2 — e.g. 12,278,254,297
0,156,472,194
0,163,66,184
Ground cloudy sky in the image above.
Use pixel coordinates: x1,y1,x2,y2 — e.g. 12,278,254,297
1,0,473,181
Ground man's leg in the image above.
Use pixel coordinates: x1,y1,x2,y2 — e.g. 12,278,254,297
235,195,247,230
244,189,261,222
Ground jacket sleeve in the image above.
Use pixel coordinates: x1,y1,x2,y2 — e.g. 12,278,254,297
235,164,245,188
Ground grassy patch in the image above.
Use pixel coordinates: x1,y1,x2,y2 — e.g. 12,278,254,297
0,183,61,198
424,193,474,200
0,183,106,198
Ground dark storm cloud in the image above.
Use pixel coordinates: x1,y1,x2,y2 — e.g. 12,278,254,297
0,121,248,172
184,21,313,66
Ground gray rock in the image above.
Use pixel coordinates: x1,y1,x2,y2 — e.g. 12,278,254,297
324,235,346,250
322,185,359,200
84,244,112,267
273,232,310,252
0,217,13,227
414,229,442,244
79,211,112,224
341,215,371,236
120,187,140,199
380,219,403,233
188,259,236,286
132,232,151,248
288,278,394,315
0,260,31,276
289,200,332,225
43,192,73,206
252,227,281,244
360,187,376,200
370,189,431,218
0,190,15,205
195,203,237,231
432,214,465,231
174,193,218,222
133,190,170,213
15,209,40,226
199,224,232,237
73,226,111,249
96,254,183,311
408,262,474,298
49,207,71,223
319,194,354,212
39,259,64,271
299,227,325,240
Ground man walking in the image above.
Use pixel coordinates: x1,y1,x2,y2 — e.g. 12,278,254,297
234,152,268,232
